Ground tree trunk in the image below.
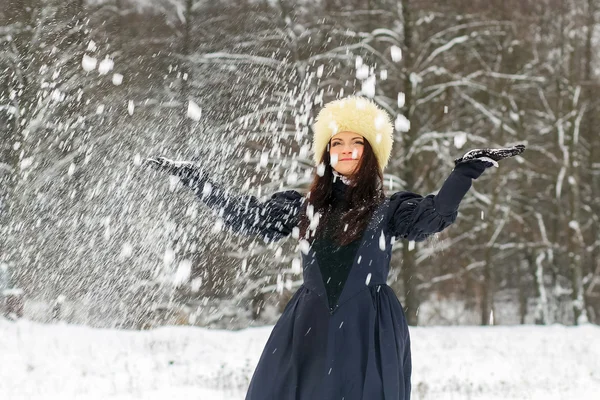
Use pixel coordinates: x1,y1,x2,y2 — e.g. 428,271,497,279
399,0,419,326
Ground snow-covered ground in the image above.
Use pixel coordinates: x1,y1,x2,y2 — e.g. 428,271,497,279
1,319,599,400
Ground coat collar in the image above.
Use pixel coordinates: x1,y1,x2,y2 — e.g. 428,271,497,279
331,171,350,202
332,170,352,185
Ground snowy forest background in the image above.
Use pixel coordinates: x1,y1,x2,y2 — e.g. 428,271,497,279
1,0,599,330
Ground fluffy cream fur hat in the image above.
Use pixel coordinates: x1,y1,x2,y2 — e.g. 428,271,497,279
312,96,394,170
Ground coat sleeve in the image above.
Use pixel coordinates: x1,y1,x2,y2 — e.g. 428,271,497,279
178,172,305,242
388,160,489,242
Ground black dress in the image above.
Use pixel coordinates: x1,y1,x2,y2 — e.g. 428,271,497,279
311,176,362,311
180,160,488,400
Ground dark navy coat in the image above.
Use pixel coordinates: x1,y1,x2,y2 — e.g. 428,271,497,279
184,160,487,400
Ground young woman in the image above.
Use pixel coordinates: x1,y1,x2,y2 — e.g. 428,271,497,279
144,96,524,400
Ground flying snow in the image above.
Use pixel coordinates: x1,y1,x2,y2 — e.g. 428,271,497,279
398,92,405,108
379,230,386,250
454,132,468,149
98,58,114,75
390,45,403,62
395,114,411,132
112,74,124,86
361,76,376,98
356,65,370,80
187,100,202,121
81,55,97,72
173,260,192,286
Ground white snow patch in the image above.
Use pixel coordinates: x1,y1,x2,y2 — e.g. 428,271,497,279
81,55,97,72
67,163,76,176
398,92,405,108
191,277,203,292
259,152,269,168
98,58,114,75
390,45,403,62
211,218,224,233
355,56,363,69
20,157,34,171
0,321,597,399
356,65,370,80
330,153,339,167
477,156,499,168
291,227,300,239
112,73,124,86
316,163,326,176
568,220,580,230
379,230,386,250
2,288,24,296
361,76,376,98
454,132,467,149
86,40,97,52
187,100,202,121
286,172,298,185
316,65,324,78
120,243,133,259
395,114,411,132
291,258,301,274
163,248,175,266
299,239,311,255
173,259,192,286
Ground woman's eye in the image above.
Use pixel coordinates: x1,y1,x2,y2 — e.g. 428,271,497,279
331,141,362,146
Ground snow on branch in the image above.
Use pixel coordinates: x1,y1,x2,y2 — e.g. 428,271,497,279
457,92,517,135
187,52,284,68
421,20,512,50
419,35,469,68
416,261,485,290
470,70,546,83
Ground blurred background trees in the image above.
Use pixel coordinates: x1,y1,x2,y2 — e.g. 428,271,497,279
0,0,598,328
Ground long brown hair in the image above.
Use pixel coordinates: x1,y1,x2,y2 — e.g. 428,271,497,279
298,138,385,246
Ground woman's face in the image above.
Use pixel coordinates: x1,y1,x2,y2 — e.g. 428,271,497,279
329,131,364,176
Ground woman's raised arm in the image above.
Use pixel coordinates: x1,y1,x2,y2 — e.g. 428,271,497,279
144,157,305,242
388,144,525,242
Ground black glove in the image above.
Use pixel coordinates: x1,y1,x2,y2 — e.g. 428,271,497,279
142,156,206,187
454,144,526,167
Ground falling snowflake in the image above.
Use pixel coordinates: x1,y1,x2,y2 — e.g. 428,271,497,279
390,45,403,62
112,74,124,86
82,55,97,71
98,58,114,75
187,100,202,121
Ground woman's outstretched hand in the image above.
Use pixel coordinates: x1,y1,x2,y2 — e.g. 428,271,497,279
454,144,526,167
142,156,203,181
